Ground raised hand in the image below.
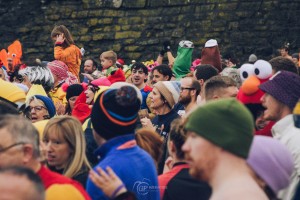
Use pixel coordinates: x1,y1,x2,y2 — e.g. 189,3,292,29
55,33,65,44
89,166,127,199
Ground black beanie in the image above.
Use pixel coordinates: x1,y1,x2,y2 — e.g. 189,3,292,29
91,86,141,140
66,84,84,101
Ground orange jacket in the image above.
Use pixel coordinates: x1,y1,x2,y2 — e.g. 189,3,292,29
54,44,81,80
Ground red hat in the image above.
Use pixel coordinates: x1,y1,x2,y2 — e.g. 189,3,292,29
117,58,125,66
107,68,126,84
71,91,91,124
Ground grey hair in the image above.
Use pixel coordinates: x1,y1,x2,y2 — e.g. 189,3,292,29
220,68,242,89
0,115,40,159
25,96,42,107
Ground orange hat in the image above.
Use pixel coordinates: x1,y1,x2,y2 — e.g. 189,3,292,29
7,40,22,68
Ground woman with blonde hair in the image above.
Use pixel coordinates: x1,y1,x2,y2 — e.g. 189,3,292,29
51,25,82,80
43,115,91,187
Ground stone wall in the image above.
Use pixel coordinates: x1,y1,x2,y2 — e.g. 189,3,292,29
0,0,299,65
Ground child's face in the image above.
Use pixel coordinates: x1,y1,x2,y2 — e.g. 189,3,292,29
100,56,113,69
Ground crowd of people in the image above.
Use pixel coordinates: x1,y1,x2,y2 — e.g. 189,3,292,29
0,24,300,200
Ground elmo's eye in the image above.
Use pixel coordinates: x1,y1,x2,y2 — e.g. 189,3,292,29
253,60,272,80
239,64,255,82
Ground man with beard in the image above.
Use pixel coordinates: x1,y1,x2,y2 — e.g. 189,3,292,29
158,118,211,200
178,77,200,116
259,70,300,200
182,99,268,200
81,58,102,83
131,62,152,111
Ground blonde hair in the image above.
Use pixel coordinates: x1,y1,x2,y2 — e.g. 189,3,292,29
51,25,75,47
100,50,117,64
43,116,91,178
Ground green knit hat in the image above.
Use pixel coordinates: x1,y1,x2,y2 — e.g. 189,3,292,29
185,98,254,158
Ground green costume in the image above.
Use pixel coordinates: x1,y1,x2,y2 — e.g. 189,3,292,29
172,40,194,80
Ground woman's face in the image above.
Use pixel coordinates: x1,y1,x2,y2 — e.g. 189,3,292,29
84,86,95,105
150,87,164,110
68,96,79,111
29,99,49,123
44,131,73,170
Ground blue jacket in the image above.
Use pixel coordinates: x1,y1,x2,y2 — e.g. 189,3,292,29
86,134,160,200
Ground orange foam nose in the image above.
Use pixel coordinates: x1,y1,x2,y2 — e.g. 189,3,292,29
241,75,260,95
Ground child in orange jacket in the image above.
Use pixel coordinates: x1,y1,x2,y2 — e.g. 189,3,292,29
51,25,82,80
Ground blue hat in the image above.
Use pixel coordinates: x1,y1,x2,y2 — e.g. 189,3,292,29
34,95,56,118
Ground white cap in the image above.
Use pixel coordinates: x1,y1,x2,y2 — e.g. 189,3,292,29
205,39,218,47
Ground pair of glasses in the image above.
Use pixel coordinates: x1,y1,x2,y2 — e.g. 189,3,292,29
0,142,25,153
180,87,195,92
29,106,47,112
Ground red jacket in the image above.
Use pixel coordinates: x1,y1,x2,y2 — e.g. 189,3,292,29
37,165,91,200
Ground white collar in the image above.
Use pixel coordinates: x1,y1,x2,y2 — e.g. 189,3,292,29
272,114,294,138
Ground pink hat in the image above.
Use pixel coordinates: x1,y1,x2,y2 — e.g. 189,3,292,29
47,60,78,85
247,136,294,194
91,77,111,86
